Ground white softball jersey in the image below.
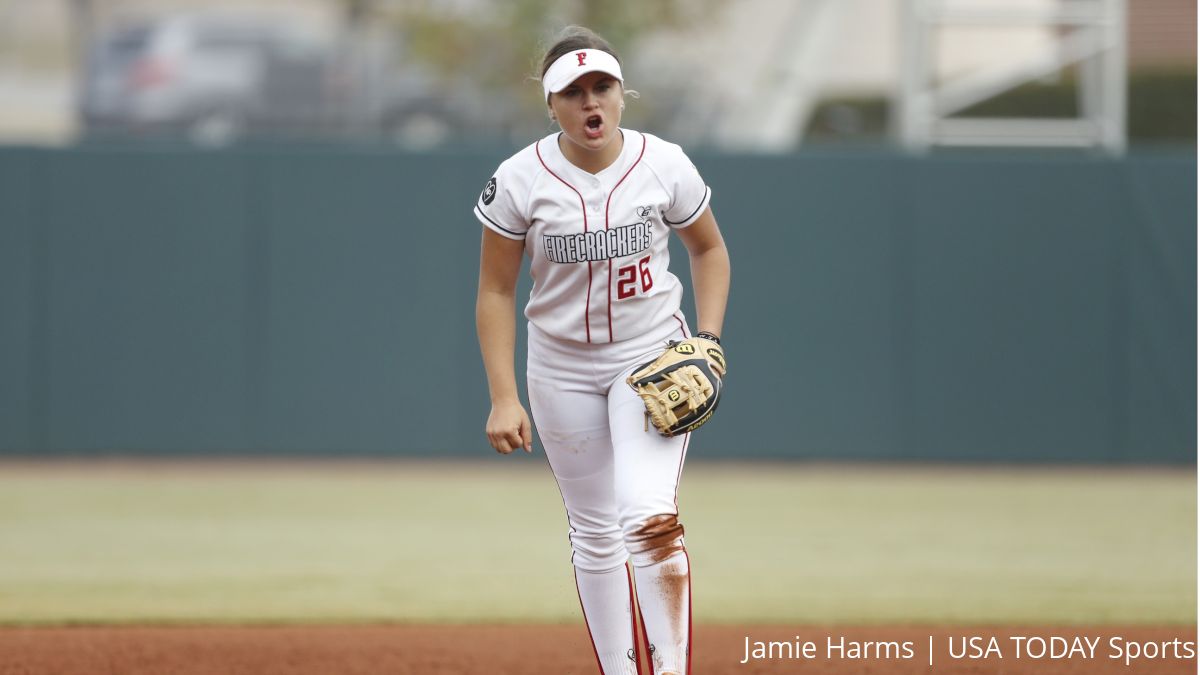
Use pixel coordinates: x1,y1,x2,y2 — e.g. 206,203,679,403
475,128,711,344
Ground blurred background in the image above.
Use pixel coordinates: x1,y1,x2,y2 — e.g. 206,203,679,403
0,0,1194,462
0,0,1193,150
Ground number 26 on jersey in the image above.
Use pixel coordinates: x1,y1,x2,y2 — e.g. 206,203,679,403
616,255,654,299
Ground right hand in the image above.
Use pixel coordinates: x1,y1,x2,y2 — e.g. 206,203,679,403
486,399,533,454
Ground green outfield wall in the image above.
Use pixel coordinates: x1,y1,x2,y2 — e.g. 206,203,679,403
0,146,1193,461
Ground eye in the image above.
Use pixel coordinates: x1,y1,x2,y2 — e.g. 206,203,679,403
562,88,580,98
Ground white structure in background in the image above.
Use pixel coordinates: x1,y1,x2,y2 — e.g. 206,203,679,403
897,0,1127,153
667,0,847,152
635,0,852,152
639,0,1126,153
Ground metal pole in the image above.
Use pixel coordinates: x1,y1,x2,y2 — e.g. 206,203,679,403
896,0,928,152
1101,0,1127,154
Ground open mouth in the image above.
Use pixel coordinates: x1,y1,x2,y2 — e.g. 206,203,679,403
585,115,603,138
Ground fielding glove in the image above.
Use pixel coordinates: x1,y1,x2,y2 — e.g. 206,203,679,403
627,335,725,437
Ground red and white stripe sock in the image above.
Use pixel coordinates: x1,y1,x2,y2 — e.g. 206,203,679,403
575,564,641,675
632,551,690,674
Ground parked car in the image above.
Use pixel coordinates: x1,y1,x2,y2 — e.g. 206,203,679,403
79,11,343,146
79,11,517,148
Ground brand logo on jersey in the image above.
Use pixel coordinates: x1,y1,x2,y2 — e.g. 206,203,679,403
576,51,587,66
481,177,497,205
543,222,652,264
636,205,653,218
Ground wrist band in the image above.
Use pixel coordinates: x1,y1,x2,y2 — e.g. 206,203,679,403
696,331,721,345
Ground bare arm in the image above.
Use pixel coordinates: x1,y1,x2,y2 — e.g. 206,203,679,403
476,227,533,454
675,206,730,339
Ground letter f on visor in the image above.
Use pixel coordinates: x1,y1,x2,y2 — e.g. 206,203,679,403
542,49,624,101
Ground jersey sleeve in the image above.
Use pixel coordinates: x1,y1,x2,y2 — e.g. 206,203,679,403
660,146,712,229
473,159,529,240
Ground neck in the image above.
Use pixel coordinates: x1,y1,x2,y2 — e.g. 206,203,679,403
559,130,624,174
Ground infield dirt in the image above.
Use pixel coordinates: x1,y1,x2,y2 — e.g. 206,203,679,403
0,624,1194,674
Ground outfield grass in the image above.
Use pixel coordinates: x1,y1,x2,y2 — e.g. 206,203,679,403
0,460,1193,625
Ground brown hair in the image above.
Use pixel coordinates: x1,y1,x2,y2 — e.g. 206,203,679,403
539,26,620,79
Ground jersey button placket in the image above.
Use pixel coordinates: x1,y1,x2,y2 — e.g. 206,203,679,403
589,177,603,213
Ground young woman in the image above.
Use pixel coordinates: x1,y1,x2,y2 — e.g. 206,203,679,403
474,26,730,675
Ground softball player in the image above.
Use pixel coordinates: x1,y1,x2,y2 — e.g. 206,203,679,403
475,26,730,675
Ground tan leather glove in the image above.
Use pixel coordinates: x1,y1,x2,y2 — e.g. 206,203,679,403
626,337,725,437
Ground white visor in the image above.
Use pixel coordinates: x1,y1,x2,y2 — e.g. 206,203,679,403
542,49,623,101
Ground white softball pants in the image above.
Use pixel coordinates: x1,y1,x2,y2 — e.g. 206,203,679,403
527,317,693,675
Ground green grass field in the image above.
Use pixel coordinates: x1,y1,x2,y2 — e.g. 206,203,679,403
0,460,1193,626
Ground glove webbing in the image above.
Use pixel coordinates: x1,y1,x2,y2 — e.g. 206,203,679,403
639,365,714,432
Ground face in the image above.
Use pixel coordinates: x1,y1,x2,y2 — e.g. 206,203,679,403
549,71,624,155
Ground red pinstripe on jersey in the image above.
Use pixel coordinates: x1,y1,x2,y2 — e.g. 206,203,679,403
672,312,688,341
535,138,593,343
604,133,648,342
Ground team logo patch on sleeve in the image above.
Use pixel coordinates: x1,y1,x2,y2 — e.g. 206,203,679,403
481,177,497,205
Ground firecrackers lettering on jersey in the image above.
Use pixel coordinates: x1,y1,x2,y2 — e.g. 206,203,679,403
543,221,654,264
